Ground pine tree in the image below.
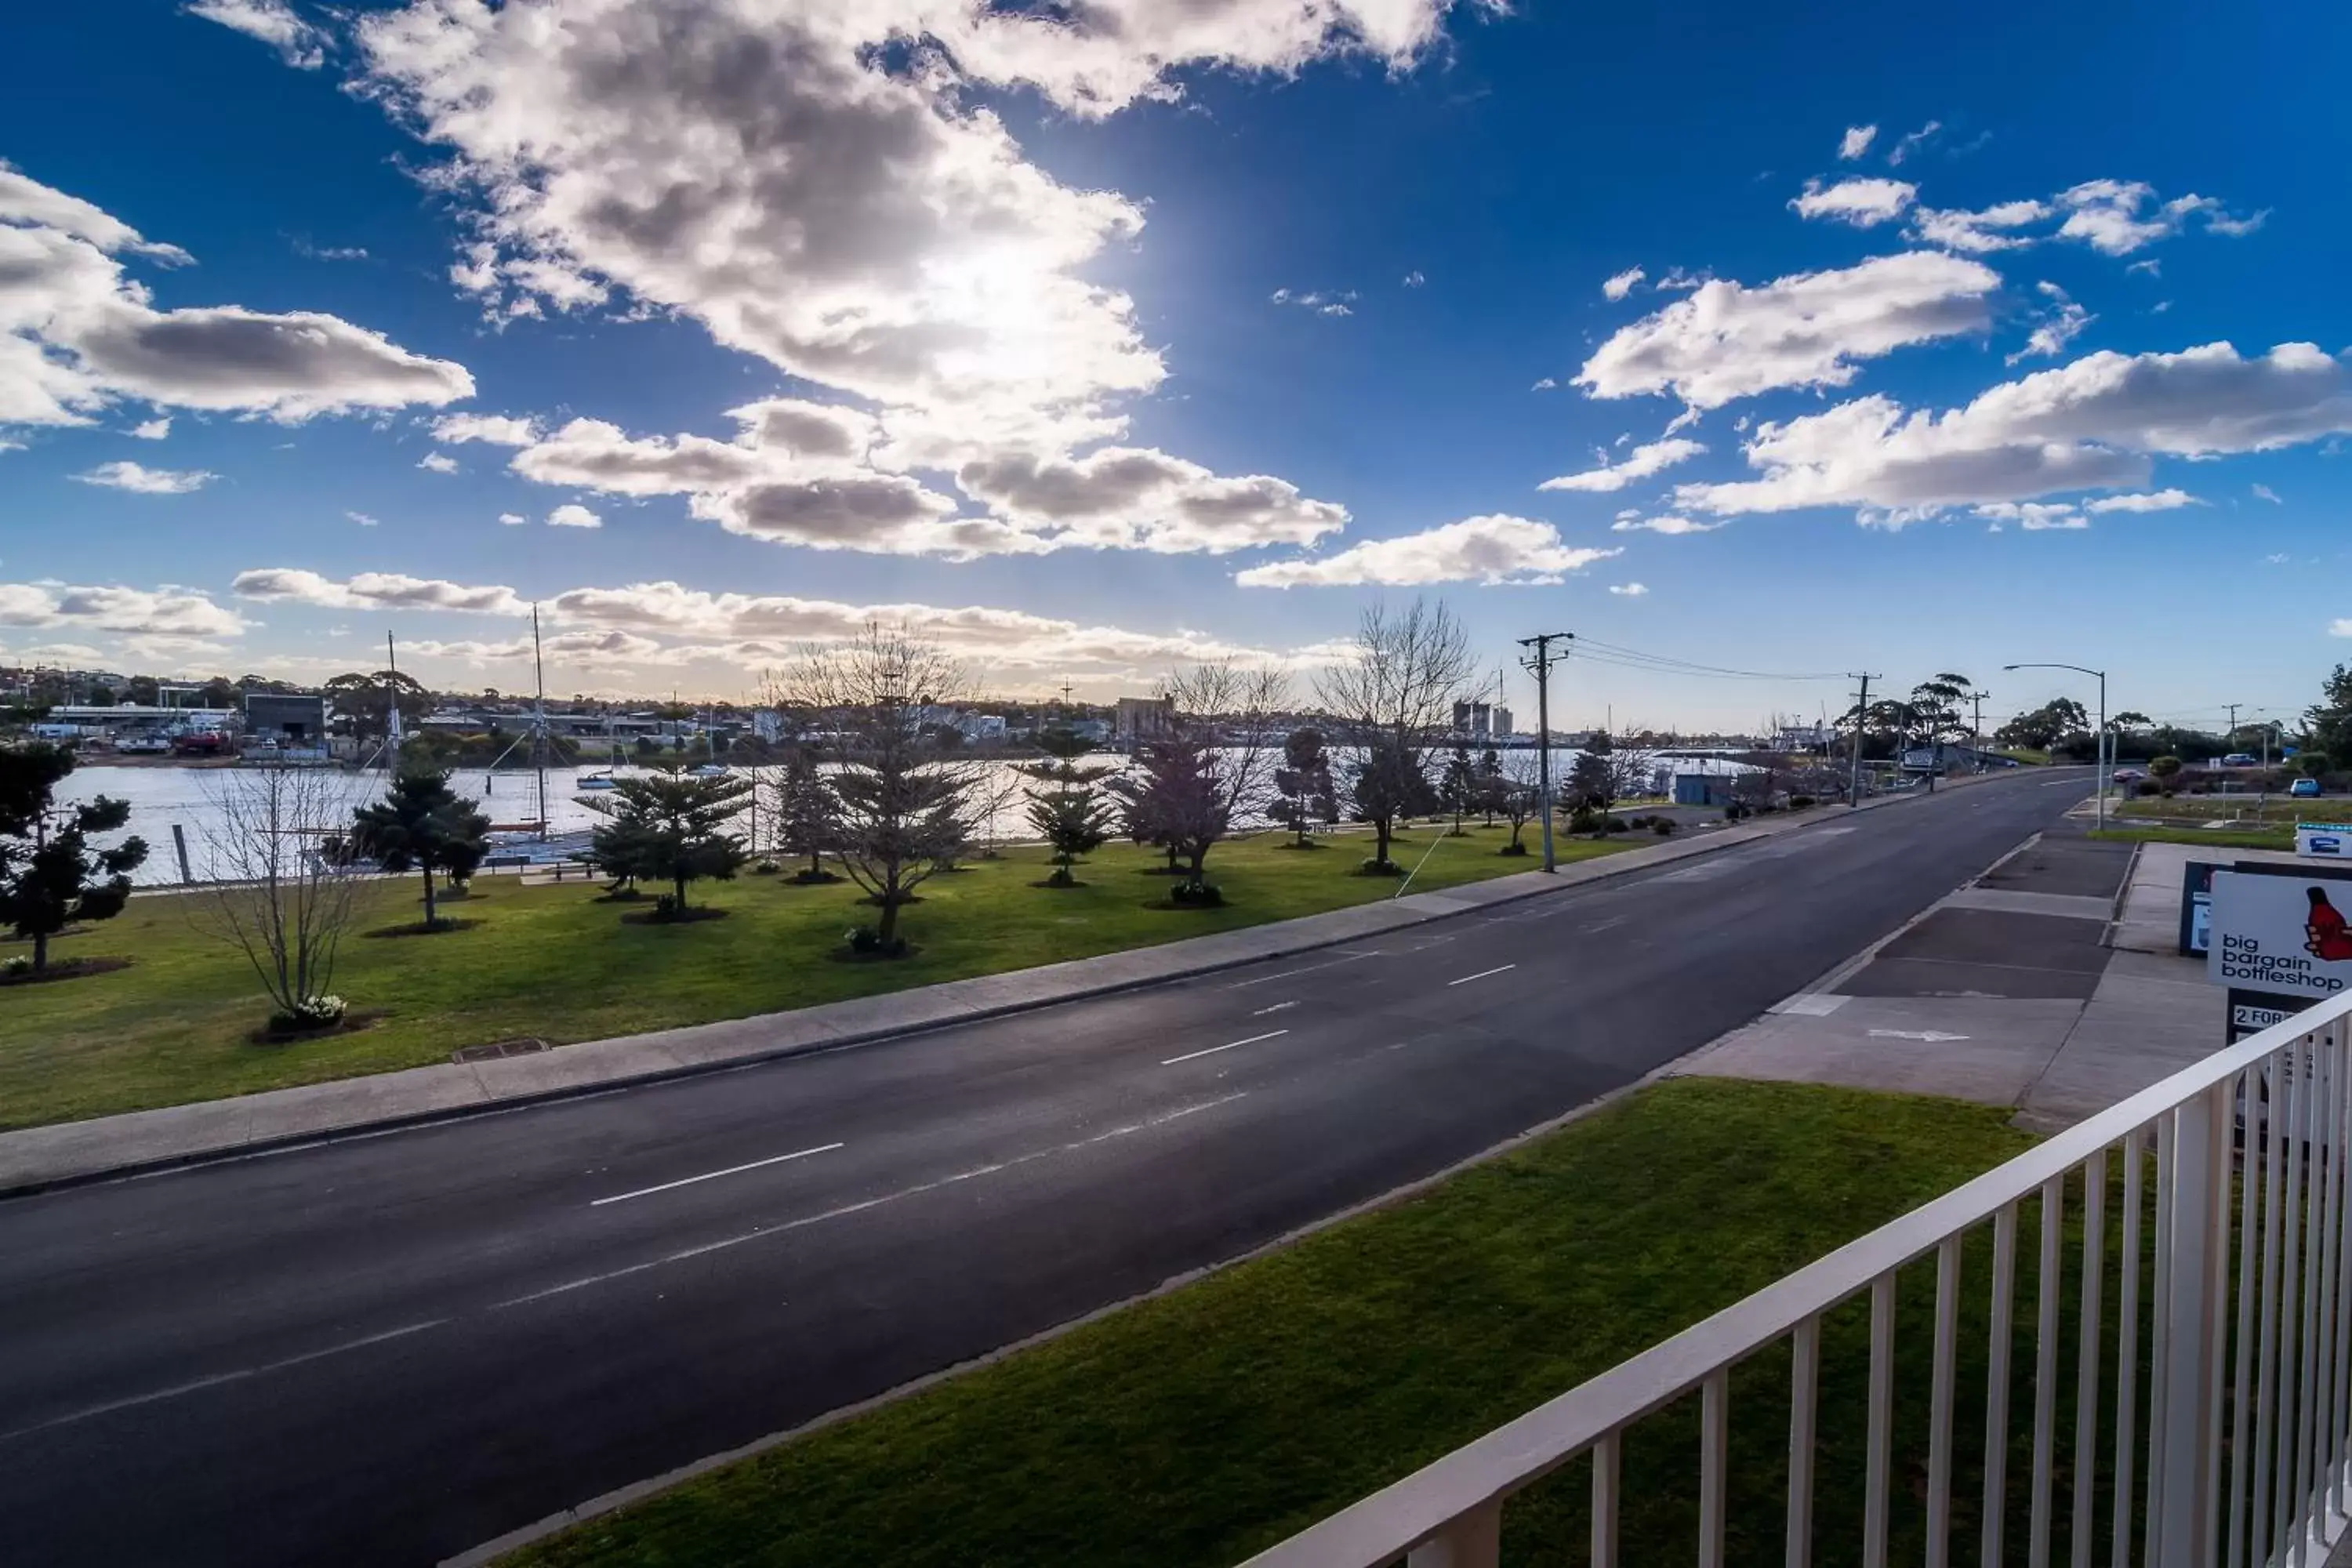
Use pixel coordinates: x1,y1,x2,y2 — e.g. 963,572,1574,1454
772,749,843,883
0,744,147,973
350,766,491,929
1440,742,1476,834
1273,727,1338,848
586,764,751,916
1019,727,1118,887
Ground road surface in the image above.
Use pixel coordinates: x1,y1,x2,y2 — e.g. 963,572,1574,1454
0,771,2092,1565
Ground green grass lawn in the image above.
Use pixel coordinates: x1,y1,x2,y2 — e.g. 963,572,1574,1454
2110,795,2328,826
506,1080,2088,1568
0,822,1634,1131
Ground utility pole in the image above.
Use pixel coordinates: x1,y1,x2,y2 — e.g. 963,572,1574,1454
1847,673,1878,808
2226,702,2242,753
1517,632,1573,872
1969,688,1990,768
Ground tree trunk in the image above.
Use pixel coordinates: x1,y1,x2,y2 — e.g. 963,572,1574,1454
31,929,49,974
1187,844,1209,889
1375,816,1393,868
877,891,901,946
808,848,822,879
1163,841,1179,873
673,869,689,911
420,865,437,927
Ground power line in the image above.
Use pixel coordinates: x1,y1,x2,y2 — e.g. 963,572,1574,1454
1563,637,1848,682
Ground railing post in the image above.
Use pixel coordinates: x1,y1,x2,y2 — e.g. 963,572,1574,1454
2155,1080,2232,1567
1406,1505,1501,1568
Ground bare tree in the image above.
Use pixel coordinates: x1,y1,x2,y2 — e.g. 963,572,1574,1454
1314,598,1476,871
773,624,983,953
191,766,365,1026
1109,660,1290,900
1606,731,1664,804
1495,748,1543,855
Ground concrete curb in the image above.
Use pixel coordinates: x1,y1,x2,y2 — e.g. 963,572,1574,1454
0,772,2052,1198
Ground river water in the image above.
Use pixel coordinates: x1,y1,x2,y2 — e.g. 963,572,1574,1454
62,746,1599,884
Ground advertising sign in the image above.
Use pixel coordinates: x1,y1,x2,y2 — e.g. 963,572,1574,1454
2298,823,2352,860
2209,871,2352,997
2228,988,2316,1042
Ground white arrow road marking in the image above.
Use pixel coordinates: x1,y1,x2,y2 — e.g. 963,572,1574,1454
1867,1029,1973,1043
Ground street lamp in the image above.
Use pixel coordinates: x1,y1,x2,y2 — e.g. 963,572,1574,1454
2004,662,2107,830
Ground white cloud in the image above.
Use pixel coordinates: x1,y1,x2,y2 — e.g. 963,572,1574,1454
2056,180,2172,256
231,567,527,615
1653,268,1706,292
1886,120,1941,166
72,459,214,493
1677,342,2352,523
1236,514,1617,588
1,162,471,430
347,510,379,526
232,569,1341,681
2127,259,2161,278
1576,251,1998,411
547,503,603,528
1838,124,1878,161
1272,288,1356,317
1402,270,1426,288
0,580,246,637
417,450,459,474
955,446,1347,554
1607,582,1650,597
350,0,1461,479
2253,482,2282,504
130,416,170,440
2085,489,2200,514
1907,199,2049,254
1789,176,1916,228
432,412,541,446
185,0,329,67
1973,502,2085,530
1538,437,1706,493
1610,514,1723,535
498,512,527,525
2008,285,2093,365
1602,267,1646,302
1531,377,1558,391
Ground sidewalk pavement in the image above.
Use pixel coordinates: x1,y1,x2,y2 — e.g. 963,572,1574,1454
1677,826,2228,1132
0,790,1973,1196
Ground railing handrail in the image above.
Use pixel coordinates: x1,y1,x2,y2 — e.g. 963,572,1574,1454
1240,985,2352,1566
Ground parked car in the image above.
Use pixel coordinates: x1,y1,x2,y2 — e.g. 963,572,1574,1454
2114,767,2146,782
2292,776,2324,799
2222,752,2259,767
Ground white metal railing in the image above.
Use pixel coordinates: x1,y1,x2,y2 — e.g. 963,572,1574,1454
1243,992,2352,1568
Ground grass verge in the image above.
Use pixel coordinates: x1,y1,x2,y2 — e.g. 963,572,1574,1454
0,824,1632,1131
2094,823,2296,851
504,1080,2052,1568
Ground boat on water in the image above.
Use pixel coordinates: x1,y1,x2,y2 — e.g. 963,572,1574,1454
688,761,729,778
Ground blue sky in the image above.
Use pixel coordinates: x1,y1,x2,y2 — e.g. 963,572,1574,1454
4,0,2347,732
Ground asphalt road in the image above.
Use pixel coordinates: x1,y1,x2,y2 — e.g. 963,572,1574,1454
0,771,2092,1566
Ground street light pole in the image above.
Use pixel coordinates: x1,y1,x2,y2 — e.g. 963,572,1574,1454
1847,672,1878,808
1517,632,1573,872
2004,662,2108,830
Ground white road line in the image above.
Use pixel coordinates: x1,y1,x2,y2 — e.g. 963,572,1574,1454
1446,964,1516,987
1581,916,1626,935
492,1094,1249,1311
1221,952,1375,989
589,1142,845,1207
1251,1000,1298,1016
0,1319,448,1446
1163,1029,1289,1065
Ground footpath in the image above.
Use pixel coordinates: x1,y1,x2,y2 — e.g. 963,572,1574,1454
0,785,1994,1196
1677,821,2227,1131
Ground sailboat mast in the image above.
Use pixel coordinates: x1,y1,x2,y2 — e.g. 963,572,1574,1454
532,605,550,840
385,630,404,758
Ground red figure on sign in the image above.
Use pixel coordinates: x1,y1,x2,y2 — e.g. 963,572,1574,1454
2306,887,2352,963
